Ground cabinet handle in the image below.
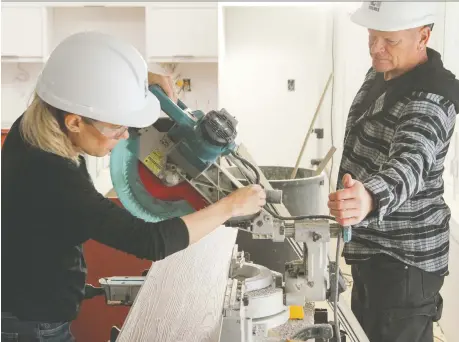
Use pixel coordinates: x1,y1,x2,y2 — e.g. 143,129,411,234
173,55,195,59
2,55,20,58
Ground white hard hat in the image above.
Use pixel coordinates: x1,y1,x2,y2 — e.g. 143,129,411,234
350,1,438,32
36,31,160,128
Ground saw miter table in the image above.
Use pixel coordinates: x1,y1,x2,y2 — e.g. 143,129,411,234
93,85,369,342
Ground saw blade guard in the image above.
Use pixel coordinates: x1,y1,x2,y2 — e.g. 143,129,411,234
110,135,198,222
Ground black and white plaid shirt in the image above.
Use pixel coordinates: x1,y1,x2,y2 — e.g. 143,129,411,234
338,48,459,275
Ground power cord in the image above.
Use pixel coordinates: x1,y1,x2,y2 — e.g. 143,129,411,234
334,232,342,341
230,151,261,184
231,151,338,222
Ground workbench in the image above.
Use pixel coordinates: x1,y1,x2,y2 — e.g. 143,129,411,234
113,230,368,342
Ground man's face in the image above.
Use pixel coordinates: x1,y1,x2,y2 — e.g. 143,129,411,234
367,27,430,74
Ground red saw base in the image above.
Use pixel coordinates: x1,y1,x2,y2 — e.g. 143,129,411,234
71,161,208,342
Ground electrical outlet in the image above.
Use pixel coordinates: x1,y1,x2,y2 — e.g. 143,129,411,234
183,78,191,92
288,79,295,91
313,128,324,139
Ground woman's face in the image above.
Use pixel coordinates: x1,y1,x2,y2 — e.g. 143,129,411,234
64,114,129,157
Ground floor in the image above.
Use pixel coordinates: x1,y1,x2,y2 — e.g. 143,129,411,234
338,256,448,342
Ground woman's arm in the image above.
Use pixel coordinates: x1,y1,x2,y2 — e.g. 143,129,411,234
182,185,266,244
39,159,265,261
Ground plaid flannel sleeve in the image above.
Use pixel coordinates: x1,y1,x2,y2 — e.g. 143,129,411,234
363,100,456,222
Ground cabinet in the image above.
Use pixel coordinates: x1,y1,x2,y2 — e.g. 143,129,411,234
146,4,218,62
49,6,146,58
1,3,218,63
1,6,47,62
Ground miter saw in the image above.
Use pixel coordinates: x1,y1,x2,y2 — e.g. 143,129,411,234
89,85,369,342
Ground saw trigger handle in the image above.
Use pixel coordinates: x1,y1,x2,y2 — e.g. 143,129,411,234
265,189,283,204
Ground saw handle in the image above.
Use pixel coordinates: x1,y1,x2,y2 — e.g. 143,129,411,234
149,84,196,126
265,189,283,204
150,84,188,110
342,226,352,243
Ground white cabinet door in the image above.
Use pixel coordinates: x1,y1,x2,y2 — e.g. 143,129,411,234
1,6,46,59
146,5,218,61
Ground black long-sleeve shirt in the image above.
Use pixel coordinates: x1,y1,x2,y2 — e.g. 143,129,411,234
1,115,190,322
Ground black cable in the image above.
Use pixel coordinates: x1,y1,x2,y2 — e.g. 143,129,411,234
231,151,337,222
330,10,336,191
230,151,261,184
334,232,341,341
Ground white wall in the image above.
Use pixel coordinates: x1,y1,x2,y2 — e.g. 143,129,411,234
435,3,459,341
149,62,219,113
329,2,371,188
219,5,334,170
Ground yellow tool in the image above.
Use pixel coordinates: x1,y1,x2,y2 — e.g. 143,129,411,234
289,305,305,320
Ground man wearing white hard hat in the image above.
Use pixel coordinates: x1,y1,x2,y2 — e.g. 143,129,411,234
328,2,459,341
1,31,265,340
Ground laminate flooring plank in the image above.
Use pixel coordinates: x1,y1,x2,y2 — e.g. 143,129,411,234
117,226,238,342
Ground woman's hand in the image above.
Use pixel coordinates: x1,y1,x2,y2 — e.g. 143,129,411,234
224,185,266,217
148,72,177,103
182,184,266,244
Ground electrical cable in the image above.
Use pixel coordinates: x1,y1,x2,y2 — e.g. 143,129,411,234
230,151,261,184
330,14,342,340
231,151,338,222
334,231,342,341
330,9,336,193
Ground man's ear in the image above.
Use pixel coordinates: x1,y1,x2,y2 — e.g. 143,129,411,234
64,114,83,133
419,26,431,50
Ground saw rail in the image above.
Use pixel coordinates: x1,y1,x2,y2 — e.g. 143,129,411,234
230,144,303,257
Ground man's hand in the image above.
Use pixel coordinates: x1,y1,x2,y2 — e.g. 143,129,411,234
328,174,375,226
148,72,177,103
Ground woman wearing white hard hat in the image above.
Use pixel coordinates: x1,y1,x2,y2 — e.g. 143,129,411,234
1,31,265,341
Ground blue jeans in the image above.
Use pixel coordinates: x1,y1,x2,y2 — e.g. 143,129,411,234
1,313,75,342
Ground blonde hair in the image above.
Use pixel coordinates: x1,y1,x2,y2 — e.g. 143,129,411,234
20,93,81,165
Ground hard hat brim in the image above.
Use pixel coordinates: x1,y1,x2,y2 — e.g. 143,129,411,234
125,92,161,128
350,10,436,32
36,80,161,128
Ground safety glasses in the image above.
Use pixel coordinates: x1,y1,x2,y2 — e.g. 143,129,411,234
89,121,129,140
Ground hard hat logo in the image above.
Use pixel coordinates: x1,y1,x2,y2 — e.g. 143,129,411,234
368,1,382,13
351,1,437,32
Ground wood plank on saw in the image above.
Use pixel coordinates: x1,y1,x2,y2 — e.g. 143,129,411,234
116,226,238,342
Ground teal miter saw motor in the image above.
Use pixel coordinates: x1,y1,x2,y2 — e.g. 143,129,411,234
139,85,239,179
109,85,243,223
